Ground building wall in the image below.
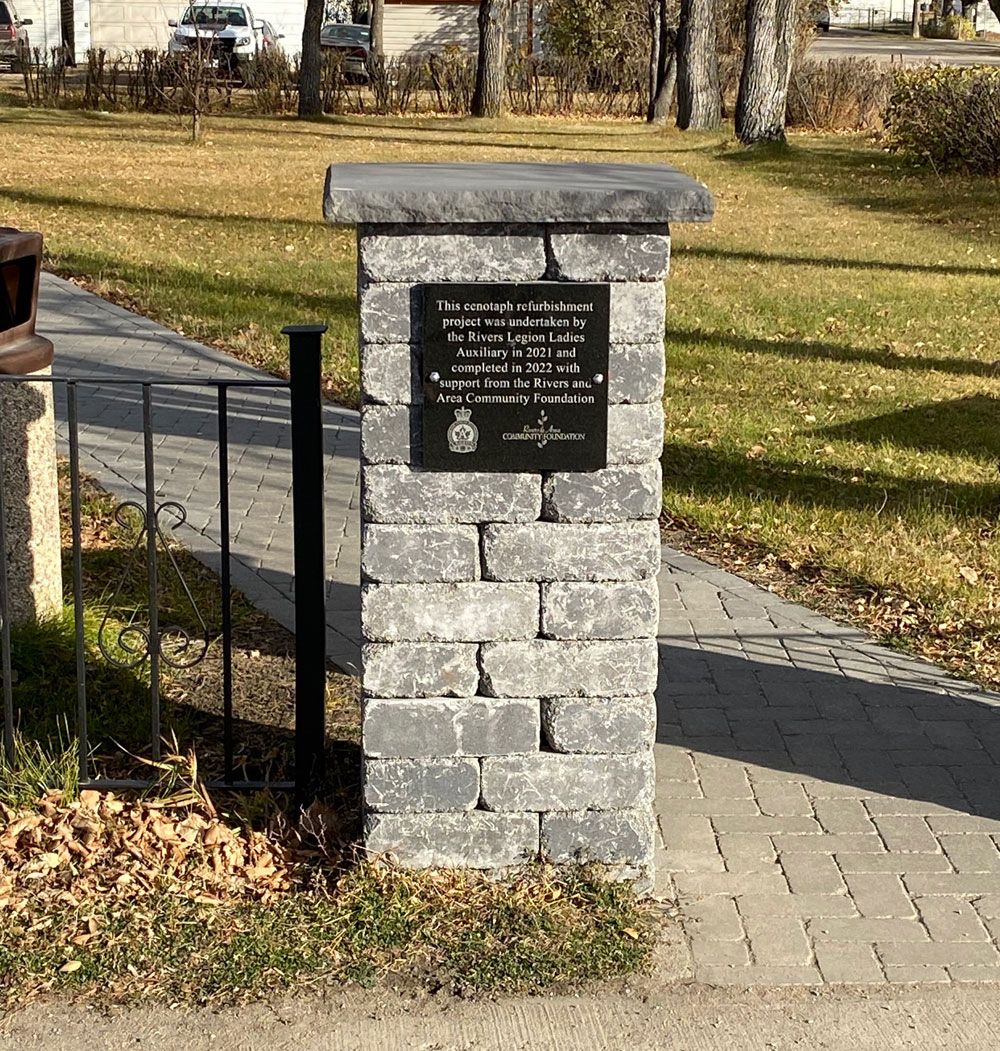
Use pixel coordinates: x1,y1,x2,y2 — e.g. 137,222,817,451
383,0,530,56
16,0,62,53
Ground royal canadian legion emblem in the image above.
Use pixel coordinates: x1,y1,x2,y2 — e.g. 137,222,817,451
446,407,479,454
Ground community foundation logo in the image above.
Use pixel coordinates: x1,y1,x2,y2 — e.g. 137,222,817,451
447,407,479,453
504,412,585,451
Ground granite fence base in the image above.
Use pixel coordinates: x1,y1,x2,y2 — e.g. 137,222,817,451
358,223,669,888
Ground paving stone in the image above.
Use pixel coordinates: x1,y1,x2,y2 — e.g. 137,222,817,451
743,915,812,966
774,833,884,854
813,941,885,983
940,834,1000,873
780,852,845,895
881,964,951,983
674,872,788,897
915,896,990,942
844,874,916,918
809,918,929,942
838,853,953,874
717,834,777,871
683,897,745,942
691,939,751,968
736,893,856,921
873,816,942,855
813,799,876,835
752,782,813,817
877,942,1000,966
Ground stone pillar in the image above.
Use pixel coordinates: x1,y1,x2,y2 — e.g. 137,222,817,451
324,164,713,888
0,229,61,624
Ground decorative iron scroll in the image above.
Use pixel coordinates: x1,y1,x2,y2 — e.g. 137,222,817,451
97,500,210,670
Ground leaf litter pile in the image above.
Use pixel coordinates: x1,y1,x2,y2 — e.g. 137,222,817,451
0,773,655,1008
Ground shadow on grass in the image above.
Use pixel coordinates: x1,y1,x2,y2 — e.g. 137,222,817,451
812,394,1000,461
665,326,1000,382
662,439,1000,520
676,243,1000,280
717,140,1000,243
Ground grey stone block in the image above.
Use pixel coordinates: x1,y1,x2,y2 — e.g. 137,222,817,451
607,403,665,464
360,228,546,282
481,752,655,811
361,404,419,465
362,524,480,583
609,282,665,344
324,163,715,225
541,580,660,640
364,697,540,757
542,462,661,522
549,227,669,282
359,282,419,344
542,695,656,752
480,638,659,697
363,465,541,524
608,343,665,405
361,343,420,405
362,582,539,642
363,641,480,697
482,521,660,582
365,811,540,869
541,808,656,866
365,757,480,812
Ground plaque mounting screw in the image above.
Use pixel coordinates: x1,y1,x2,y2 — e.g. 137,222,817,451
592,373,605,385
428,372,441,383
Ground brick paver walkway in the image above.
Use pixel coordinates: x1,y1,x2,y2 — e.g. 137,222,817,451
40,274,361,671
656,552,1000,985
39,273,1000,987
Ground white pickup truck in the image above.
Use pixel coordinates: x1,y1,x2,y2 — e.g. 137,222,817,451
167,4,278,69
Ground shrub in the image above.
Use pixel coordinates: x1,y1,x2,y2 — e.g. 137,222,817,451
925,15,976,40
887,66,1000,175
787,57,891,131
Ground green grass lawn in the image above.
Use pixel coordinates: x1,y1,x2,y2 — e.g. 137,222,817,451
1,107,998,681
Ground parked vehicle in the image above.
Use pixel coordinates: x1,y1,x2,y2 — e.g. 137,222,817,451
259,18,284,53
0,0,31,72
167,4,267,72
320,22,370,81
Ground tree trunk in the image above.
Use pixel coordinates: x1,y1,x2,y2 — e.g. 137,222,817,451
298,0,325,117
988,0,1000,22
472,0,513,117
735,0,796,145
647,0,676,125
676,0,720,130
369,0,385,58
911,0,921,37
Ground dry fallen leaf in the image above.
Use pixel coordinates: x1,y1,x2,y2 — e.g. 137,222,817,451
58,960,82,974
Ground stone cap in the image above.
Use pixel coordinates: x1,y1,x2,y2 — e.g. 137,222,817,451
323,163,714,226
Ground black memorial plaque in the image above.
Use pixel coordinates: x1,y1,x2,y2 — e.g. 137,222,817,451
422,283,610,472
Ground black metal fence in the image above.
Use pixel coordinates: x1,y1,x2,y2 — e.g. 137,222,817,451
0,325,328,803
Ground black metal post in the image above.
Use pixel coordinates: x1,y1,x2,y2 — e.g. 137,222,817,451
284,324,327,806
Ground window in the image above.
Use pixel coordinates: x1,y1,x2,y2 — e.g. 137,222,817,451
181,6,249,28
